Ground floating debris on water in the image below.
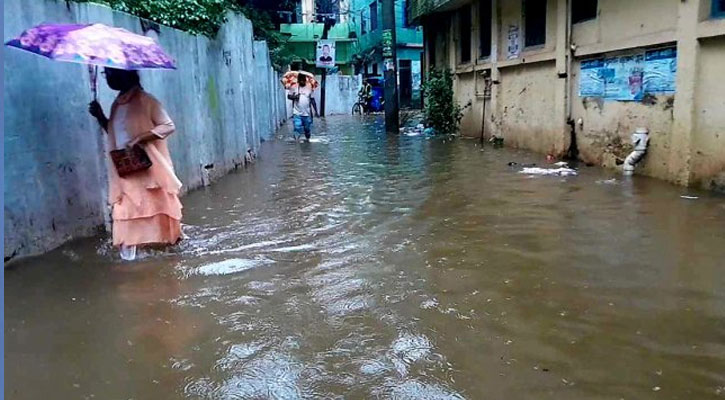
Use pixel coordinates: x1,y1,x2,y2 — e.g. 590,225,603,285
519,167,578,176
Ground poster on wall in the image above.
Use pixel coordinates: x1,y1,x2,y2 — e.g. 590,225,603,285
316,40,336,68
384,59,395,71
411,60,421,91
579,48,677,101
507,24,520,59
601,54,644,101
644,48,677,93
579,59,605,97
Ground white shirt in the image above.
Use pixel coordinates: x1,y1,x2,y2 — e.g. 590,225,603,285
291,86,312,117
112,104,131,150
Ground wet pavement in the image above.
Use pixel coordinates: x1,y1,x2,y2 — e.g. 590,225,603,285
5,115,725,399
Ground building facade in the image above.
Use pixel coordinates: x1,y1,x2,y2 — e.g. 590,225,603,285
412,0,725,191
279,0,363,116
353,0,424,107
279,22,360,75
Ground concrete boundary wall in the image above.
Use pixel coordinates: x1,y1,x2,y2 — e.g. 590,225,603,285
3,0,289,260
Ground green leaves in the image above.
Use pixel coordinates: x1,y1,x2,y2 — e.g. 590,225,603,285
422,68,464,135
76,0,231,37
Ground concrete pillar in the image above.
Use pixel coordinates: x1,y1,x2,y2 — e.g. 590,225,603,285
553,0,569,154
302,0,315,23
490,0,501,137
449,13,457,71
555,0,567,76
668,0,702,185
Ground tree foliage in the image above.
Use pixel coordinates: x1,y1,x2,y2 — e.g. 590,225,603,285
78,0,229,37
422,69,464,135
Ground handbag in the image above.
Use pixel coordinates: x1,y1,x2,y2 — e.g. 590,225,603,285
110,144,152,177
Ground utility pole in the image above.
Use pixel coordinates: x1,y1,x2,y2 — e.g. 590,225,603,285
319,7,336,117
382,0,399,133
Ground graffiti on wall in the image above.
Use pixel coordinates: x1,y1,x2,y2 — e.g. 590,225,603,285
579,48,677,101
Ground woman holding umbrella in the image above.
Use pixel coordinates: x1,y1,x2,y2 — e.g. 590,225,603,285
89,68,182,261
6,23,183,261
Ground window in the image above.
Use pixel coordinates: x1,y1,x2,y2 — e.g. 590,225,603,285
428,31,437,67
372,63,379,75
523,0,547,47
361,11,366,34
370,2,378,31
572,0,597,23
714,0,725,17
479,0,492,58
402,0,410,28
459,5,472,63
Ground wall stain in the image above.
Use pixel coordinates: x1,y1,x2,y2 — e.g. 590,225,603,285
207,75,220,117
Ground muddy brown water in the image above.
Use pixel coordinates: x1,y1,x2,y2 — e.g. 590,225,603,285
5,116,725,399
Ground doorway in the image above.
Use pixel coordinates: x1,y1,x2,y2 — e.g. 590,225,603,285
399,59,412,108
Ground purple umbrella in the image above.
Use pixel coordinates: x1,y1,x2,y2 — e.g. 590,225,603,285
5,23,176,70
5,23,176,98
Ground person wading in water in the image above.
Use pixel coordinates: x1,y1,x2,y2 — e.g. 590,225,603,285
89,68,183,261
288,73,313,142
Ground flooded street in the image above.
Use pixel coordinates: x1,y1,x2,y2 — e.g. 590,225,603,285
5,115,725,399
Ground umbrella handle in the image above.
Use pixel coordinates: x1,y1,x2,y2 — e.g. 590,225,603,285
88,65,98,101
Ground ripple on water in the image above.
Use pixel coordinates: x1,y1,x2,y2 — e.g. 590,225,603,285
184,257,274,277
420,298,439,310
213,351,303,400
269,243,317,253
359,359,392,376
309,272,373,318
383,378,466,400
214,341,267,372
392,333,433,361
391,333,434,377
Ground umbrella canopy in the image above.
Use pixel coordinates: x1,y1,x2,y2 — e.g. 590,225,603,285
281,70,319,90
5,23,176,70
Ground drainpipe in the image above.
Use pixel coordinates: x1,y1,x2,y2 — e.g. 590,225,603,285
563,0,579,160
623,127,650,175
479,70,492,144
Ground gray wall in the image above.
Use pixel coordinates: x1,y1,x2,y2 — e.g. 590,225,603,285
3,0,288,259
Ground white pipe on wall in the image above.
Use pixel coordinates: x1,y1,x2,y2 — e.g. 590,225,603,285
623,127,650,175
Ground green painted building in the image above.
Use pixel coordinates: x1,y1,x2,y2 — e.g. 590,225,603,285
279,22,360,75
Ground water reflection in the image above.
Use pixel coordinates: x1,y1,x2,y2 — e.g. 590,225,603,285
5,116,725,399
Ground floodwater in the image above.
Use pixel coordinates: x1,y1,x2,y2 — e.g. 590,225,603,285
5,115,725,400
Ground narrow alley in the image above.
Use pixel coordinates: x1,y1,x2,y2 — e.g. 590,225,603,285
5,116,725,399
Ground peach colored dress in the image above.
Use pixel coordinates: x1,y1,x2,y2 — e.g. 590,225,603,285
107,86,182,247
